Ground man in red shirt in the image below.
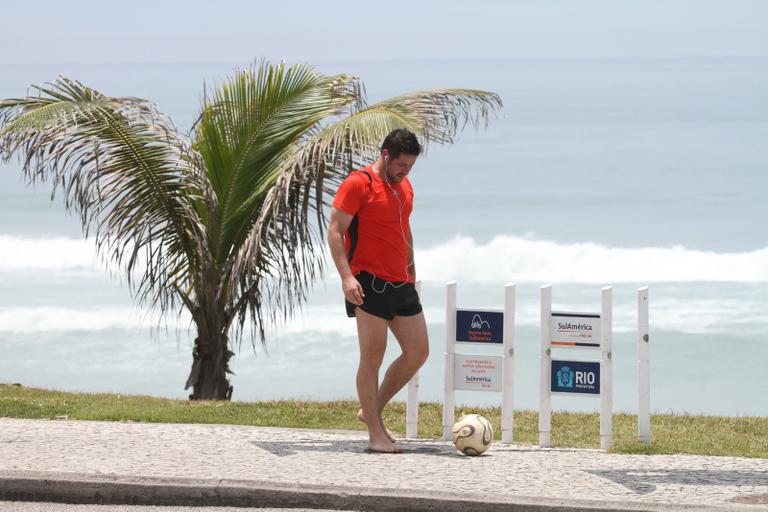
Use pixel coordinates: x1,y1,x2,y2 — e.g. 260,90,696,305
327,129,429,453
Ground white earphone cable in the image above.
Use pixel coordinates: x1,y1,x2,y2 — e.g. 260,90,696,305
369,157,414,294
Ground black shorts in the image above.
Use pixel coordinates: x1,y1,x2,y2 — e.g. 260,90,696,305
345,271,423,321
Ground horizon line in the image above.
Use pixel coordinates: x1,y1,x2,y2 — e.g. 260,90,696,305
2,54,767,66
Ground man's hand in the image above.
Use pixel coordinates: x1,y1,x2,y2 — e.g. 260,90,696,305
343,275,365,306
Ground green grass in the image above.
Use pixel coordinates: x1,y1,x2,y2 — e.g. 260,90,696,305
1,384,765,458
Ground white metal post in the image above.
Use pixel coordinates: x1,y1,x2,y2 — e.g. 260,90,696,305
443,281,457,440
501,283,516,444
539,284,552,448
600,286,613,450
638,286,651,443
405,281,422,438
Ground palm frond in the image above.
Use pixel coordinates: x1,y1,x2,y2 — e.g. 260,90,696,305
192,62,361,265
2,70,502,356
0,77,208,315
364,88,503,146
222,88,502,342
185,62,367,342
309,88,503,224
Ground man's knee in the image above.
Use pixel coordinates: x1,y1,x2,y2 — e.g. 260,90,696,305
406,342,429,366
360,352,385,370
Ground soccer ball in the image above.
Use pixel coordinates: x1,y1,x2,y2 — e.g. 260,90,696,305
452,414,493,456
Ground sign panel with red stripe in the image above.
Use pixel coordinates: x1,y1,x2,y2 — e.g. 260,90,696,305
550,311,601,348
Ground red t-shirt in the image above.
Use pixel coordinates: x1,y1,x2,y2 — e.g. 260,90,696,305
332,165,414,283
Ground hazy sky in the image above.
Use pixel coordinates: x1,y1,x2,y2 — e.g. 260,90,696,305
1,0,766,63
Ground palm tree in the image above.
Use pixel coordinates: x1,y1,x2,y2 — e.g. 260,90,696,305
0,61,502,400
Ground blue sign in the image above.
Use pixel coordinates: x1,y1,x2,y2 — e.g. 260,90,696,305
551,360,600,395
456,310,503,344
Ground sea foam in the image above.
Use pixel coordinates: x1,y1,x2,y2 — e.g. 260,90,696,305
0,236,100,271
412,235,768,283
3,234,766,283
1,299,764,336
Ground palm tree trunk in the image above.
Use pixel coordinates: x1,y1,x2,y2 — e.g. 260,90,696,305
185,332,234,400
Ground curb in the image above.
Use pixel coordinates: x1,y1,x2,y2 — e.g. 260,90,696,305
0,473,753,512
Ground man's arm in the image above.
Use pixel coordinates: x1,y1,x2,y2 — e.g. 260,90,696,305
327,207,364,305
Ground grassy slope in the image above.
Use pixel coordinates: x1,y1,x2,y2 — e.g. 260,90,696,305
1,385,765,458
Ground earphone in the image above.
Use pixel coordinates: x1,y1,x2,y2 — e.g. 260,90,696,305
385,155,400,196
369,153,415,294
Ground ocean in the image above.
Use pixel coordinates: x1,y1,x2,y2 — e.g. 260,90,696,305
1,58,766,417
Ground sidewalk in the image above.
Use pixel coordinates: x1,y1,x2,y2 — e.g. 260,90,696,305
0,418,765,511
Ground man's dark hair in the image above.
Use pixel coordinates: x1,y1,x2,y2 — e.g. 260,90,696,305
381,128,422,159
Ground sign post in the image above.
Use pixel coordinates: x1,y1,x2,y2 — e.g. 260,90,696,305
405,281,422,438
442,281,457,441
501,284,516,444
638,286,651,443
540,284,613,449
600,286,613,450
443,282,516,442
539,285,552,448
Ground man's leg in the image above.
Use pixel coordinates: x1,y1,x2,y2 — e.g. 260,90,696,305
377,311,430,419
355,307,402,453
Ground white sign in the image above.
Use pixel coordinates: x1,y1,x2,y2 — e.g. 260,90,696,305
454,354,502,392
550,312,601,348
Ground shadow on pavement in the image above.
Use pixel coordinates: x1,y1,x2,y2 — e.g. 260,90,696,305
588,469,768,495
251,438,468,458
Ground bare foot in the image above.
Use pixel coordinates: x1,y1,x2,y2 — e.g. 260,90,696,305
357,408,396,443
366,438,403,454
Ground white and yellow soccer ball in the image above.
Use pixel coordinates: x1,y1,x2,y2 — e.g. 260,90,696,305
452,414,493,456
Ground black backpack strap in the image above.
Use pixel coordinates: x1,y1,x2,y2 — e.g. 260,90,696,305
346,170,372,263
358,169,373,184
